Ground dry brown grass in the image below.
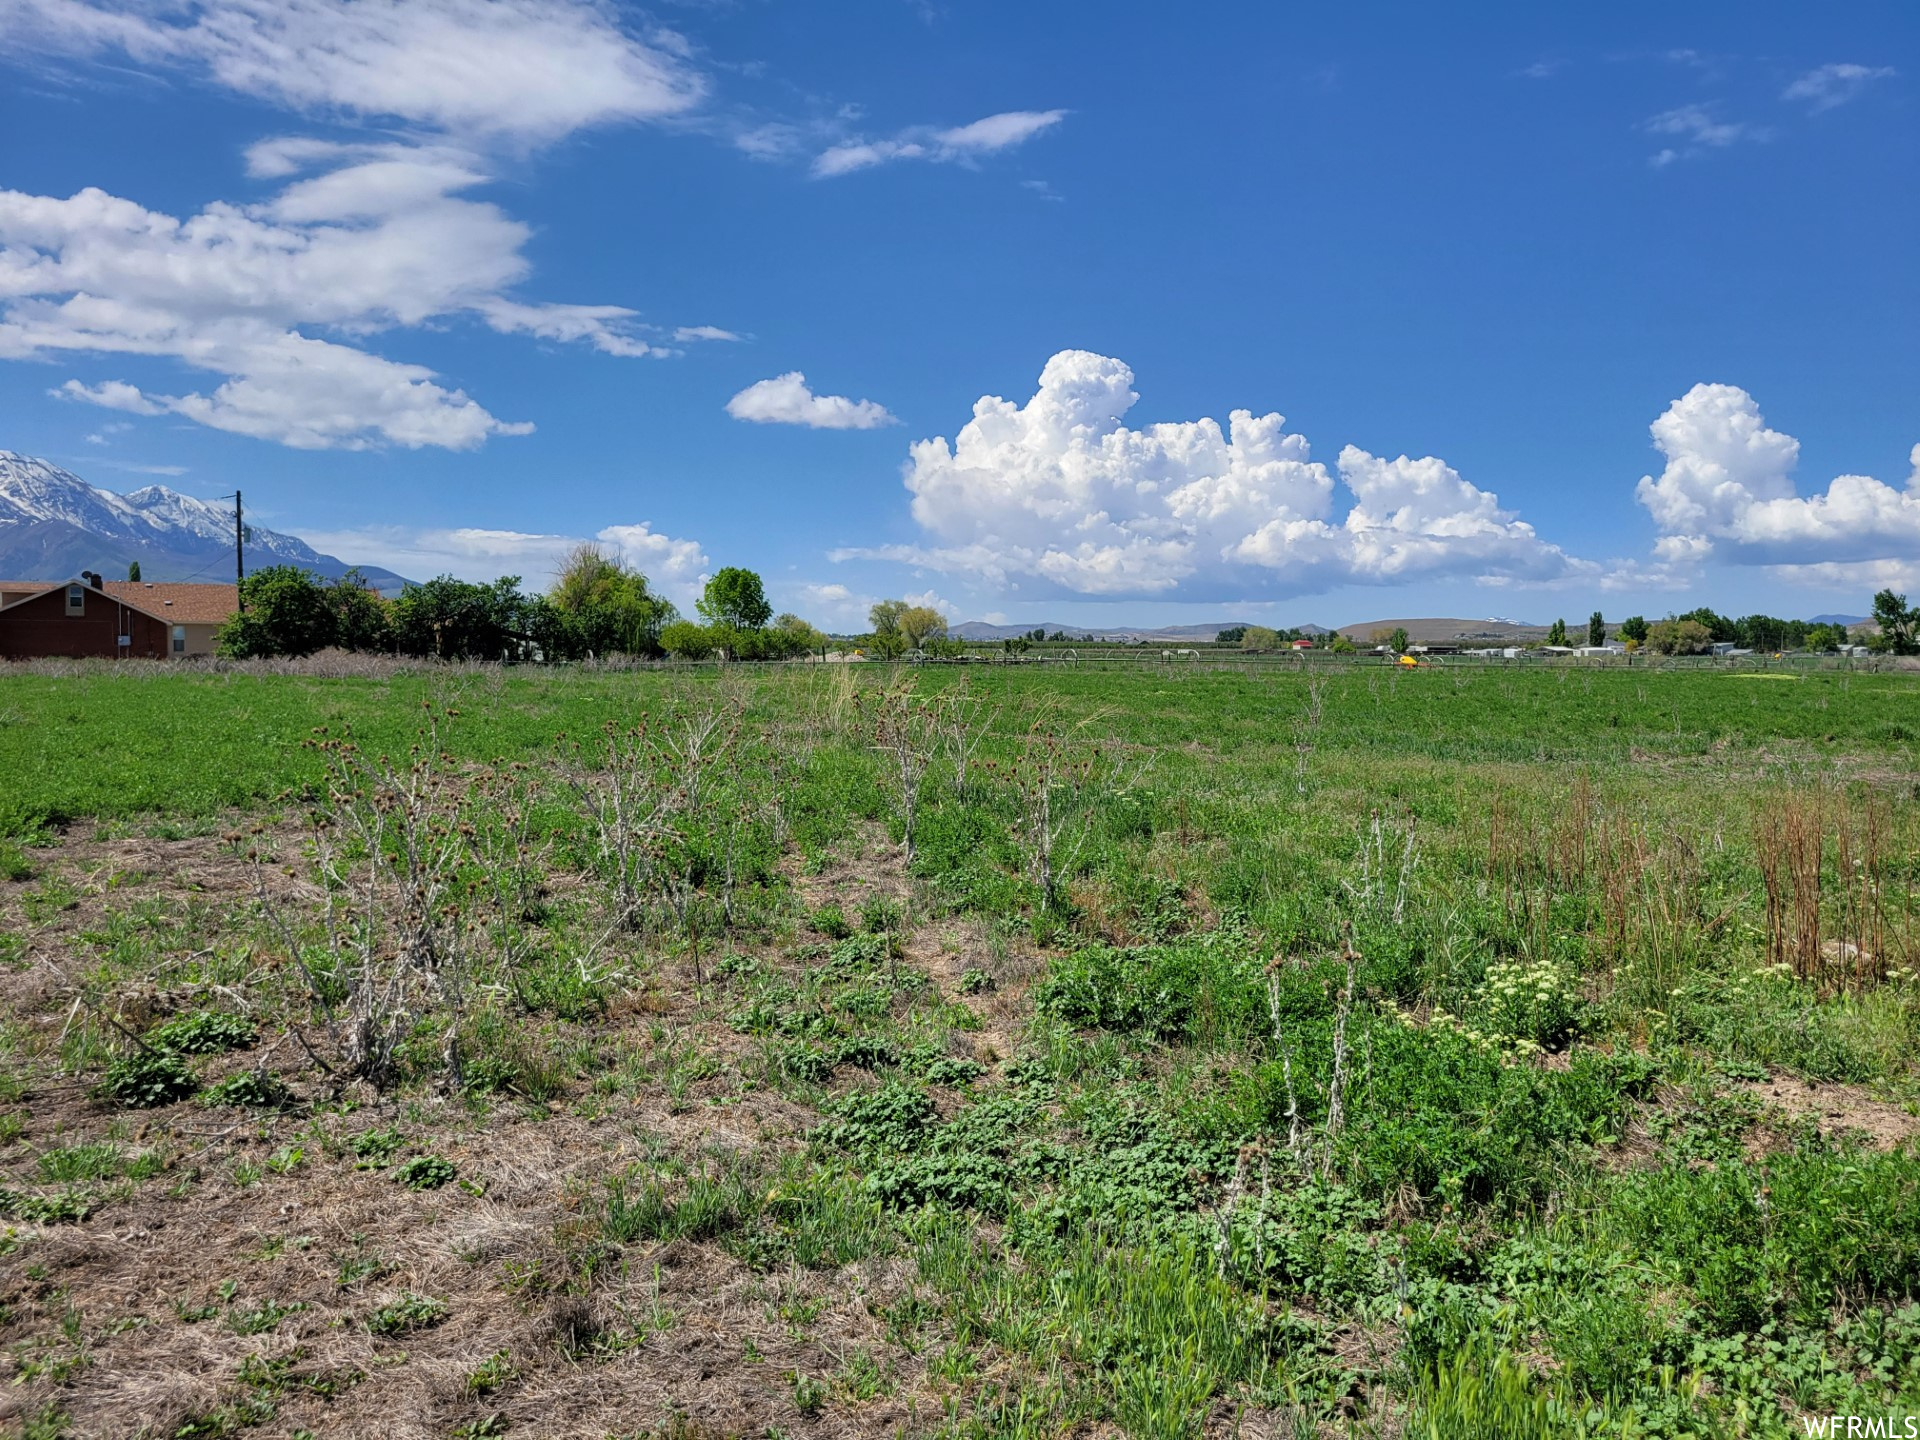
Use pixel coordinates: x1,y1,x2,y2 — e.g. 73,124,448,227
0,824,995,1440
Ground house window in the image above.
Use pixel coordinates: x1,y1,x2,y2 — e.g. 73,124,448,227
171,626,187,655
66,584,84,616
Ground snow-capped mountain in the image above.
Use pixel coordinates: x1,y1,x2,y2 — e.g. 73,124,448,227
0,451,407,590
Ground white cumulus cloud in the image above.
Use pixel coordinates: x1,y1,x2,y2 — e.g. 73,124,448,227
726,372,895,430
1783,63,1897,112
1635,384,1920,571
3,142,709,449
838,349,1593,600
1,0,705,144
812,109,1066,178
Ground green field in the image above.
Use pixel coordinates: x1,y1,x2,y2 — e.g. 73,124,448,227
1,659,1917,1438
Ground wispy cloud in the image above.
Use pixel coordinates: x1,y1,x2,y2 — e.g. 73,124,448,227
1643,103,1766,166
93,459,189,476
9,139,733,451
0,0,705,145
812,108,1066,178
1783,63,1897,112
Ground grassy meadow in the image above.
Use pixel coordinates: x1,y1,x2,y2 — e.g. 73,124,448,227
0,657,1918,1438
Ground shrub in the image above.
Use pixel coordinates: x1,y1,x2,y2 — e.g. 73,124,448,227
200,1070,292,1110
830,1036,900,1070
0,842,35,883
393,1155,457,1191
811,905,852,940
860,897,904,935
0,1186,90,1224
351,1127,406,1165
150,1010,256,1054
98,1050,197,1108
819,1083,937,1154
919,1056,986,1087
1460,957,1585,1054
773,1044,835,1084
465,1348,517,1397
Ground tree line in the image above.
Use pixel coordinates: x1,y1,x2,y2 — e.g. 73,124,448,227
217,548,830,662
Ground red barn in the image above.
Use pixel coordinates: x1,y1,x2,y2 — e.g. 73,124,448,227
0,574,177,660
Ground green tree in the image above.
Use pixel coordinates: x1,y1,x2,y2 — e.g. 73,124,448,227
869,600,907,639
1678,607,1735,643
1619,615,1649,644
390,576,532,661
1215,626,1247,644
1546,618,1568,646
772,612,827,655
658,620,716,659
216,565,336,658
1240,626,1280,652
1646,617,1713,655
1587,611,1606,647
897,605,947,649
326,571,393,652
697,568,772,631
127,560,141,582
1388,627,1410,654
1869,589,1918,655
1328,634,1357,655
1803,622,1848,653
544,543,676,657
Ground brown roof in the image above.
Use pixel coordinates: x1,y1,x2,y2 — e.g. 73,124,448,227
102,582,239,625
0,578,240,624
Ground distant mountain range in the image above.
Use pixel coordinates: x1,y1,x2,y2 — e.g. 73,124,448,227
950,620,1328,643
1335,617,1552,644
0,451,409,593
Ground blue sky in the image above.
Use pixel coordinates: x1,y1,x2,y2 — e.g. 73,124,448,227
1,0,1914,630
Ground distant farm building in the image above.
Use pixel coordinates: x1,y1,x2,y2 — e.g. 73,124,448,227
0,575,238,660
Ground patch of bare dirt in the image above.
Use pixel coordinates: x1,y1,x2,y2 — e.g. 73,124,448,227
0,817,996,1439
781,821,1037,1071
1741,1074,1920,1152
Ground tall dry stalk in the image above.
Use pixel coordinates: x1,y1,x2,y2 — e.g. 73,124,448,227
857,679,939,868
1265,964,1304,1161
1321,934,1359,1180
1755,790,1908,991
934,678,999,799
994,704,1136,908
1351,808,1419,924
570,717,687,927
568,702,741,986
1293,676,1326,797
257,705,479,1092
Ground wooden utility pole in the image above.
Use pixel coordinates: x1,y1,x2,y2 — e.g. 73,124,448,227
234,490,246,611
